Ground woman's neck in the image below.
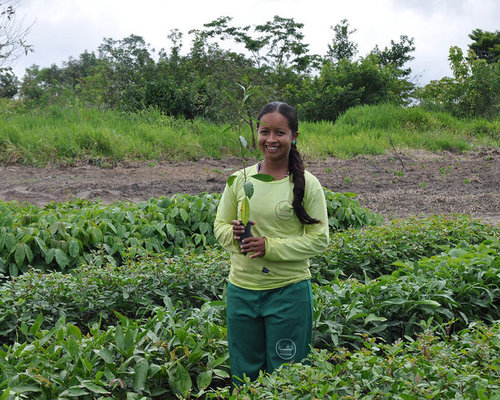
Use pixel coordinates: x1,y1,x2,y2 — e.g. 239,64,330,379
258,159,289,180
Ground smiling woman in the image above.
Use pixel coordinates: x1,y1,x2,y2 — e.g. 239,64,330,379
214,101,329,387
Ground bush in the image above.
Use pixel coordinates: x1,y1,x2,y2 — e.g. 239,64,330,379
0,190,381,278
229,321,500,399
311,214,499,282
314,240,500,349
0,249,229,345
0,306,229,399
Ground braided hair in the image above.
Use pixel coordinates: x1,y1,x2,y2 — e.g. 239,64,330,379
257,102,320,225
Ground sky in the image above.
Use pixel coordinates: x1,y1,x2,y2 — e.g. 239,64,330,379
9,0,500,87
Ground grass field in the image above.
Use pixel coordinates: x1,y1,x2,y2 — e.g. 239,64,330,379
1,100,499,165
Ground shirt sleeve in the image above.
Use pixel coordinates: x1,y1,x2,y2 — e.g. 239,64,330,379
263,178,329,262
214,176,241,254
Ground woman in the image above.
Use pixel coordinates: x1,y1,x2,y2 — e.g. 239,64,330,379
214,102,329,386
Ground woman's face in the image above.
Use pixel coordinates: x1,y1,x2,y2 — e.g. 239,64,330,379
257,112,298,163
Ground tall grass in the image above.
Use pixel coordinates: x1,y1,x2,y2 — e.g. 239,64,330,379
0,101,498,165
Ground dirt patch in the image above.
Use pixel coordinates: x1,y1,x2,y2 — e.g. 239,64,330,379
1,149,498,225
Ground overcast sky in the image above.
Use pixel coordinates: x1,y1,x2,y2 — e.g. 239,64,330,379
10,0,500,86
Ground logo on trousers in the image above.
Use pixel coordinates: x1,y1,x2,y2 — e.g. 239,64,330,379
275,338,296,360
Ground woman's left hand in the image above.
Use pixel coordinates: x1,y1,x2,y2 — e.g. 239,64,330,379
240,236,266,258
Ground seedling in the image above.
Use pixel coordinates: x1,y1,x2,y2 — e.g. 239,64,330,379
227,135,274,254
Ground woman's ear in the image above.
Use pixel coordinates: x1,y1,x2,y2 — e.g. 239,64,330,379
292,131,299,144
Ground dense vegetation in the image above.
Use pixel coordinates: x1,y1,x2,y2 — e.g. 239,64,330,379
0,203,498,398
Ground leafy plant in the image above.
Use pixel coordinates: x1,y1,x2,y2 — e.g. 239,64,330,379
227,321,500,399
226,135,275,228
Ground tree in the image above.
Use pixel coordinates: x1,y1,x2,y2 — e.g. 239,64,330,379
198,15,318,73
468,28,500,64
326,19,358,63
371,35,415,77
0,0,33,70
0,66,17,97
417,45,500,118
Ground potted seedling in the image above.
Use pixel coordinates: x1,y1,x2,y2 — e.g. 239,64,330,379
226,135,274,254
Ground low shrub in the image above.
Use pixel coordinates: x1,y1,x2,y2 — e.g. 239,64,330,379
314,240,500,349
312,214,499,282
228,321,500,400
0,189,380,278
0,306,229,399
0,249,229,345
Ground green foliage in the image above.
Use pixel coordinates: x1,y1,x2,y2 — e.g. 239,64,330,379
0,307,229,399
0,193,220,276
229,321,500,399
468,28,500,64
312,214,499,282
11,16,421,121
323,190,383,230
1,239,498,397
0,249,229,345
0,189,379,277
288,55,414,122
1,102,497,165
0,68,18,98
314,240,500,349
418,45,500,118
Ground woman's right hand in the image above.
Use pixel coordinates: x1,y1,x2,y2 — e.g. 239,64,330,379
231,220,254,241
231,220,245,241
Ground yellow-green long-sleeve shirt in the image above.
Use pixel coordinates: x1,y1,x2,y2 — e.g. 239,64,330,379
214,163,329,290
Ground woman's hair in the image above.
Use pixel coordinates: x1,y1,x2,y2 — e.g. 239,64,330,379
257,102,320,225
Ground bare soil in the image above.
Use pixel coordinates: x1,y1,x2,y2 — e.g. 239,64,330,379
1,149,499,225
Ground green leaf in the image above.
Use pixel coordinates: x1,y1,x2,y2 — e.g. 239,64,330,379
14,243,25,267
99,348,114,363
0,230,5,252
227,175,236,186
9,385,41,394
169,364,192,398
364,314,387,325
5,233,15,252
55,249,69,269
180,209,189,223
243,181,254,199
61,388,88,397
45,248,56,264
0,388,10,400
68,238,79,258
9,263,18,277
166,223,176,238
239,135,248,149
252,173,275,182
91,226,103,243
29,312,44,335
197,370,213,390
414,300,440,307
241,197,250,226
133,358,149,391
81,381,109,394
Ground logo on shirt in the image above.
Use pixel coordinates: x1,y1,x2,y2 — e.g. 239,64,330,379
275,201,294,221
275,338,297,360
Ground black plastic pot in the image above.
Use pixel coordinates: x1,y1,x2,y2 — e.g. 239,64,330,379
239,221,252,256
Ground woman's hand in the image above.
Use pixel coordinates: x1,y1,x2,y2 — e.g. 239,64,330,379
231,220,265,258
240,236,266,258
231,220,248,241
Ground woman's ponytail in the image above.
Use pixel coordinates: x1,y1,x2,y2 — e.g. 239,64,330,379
289,143,320,225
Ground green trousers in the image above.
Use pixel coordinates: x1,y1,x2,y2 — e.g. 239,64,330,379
226,279,313,386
